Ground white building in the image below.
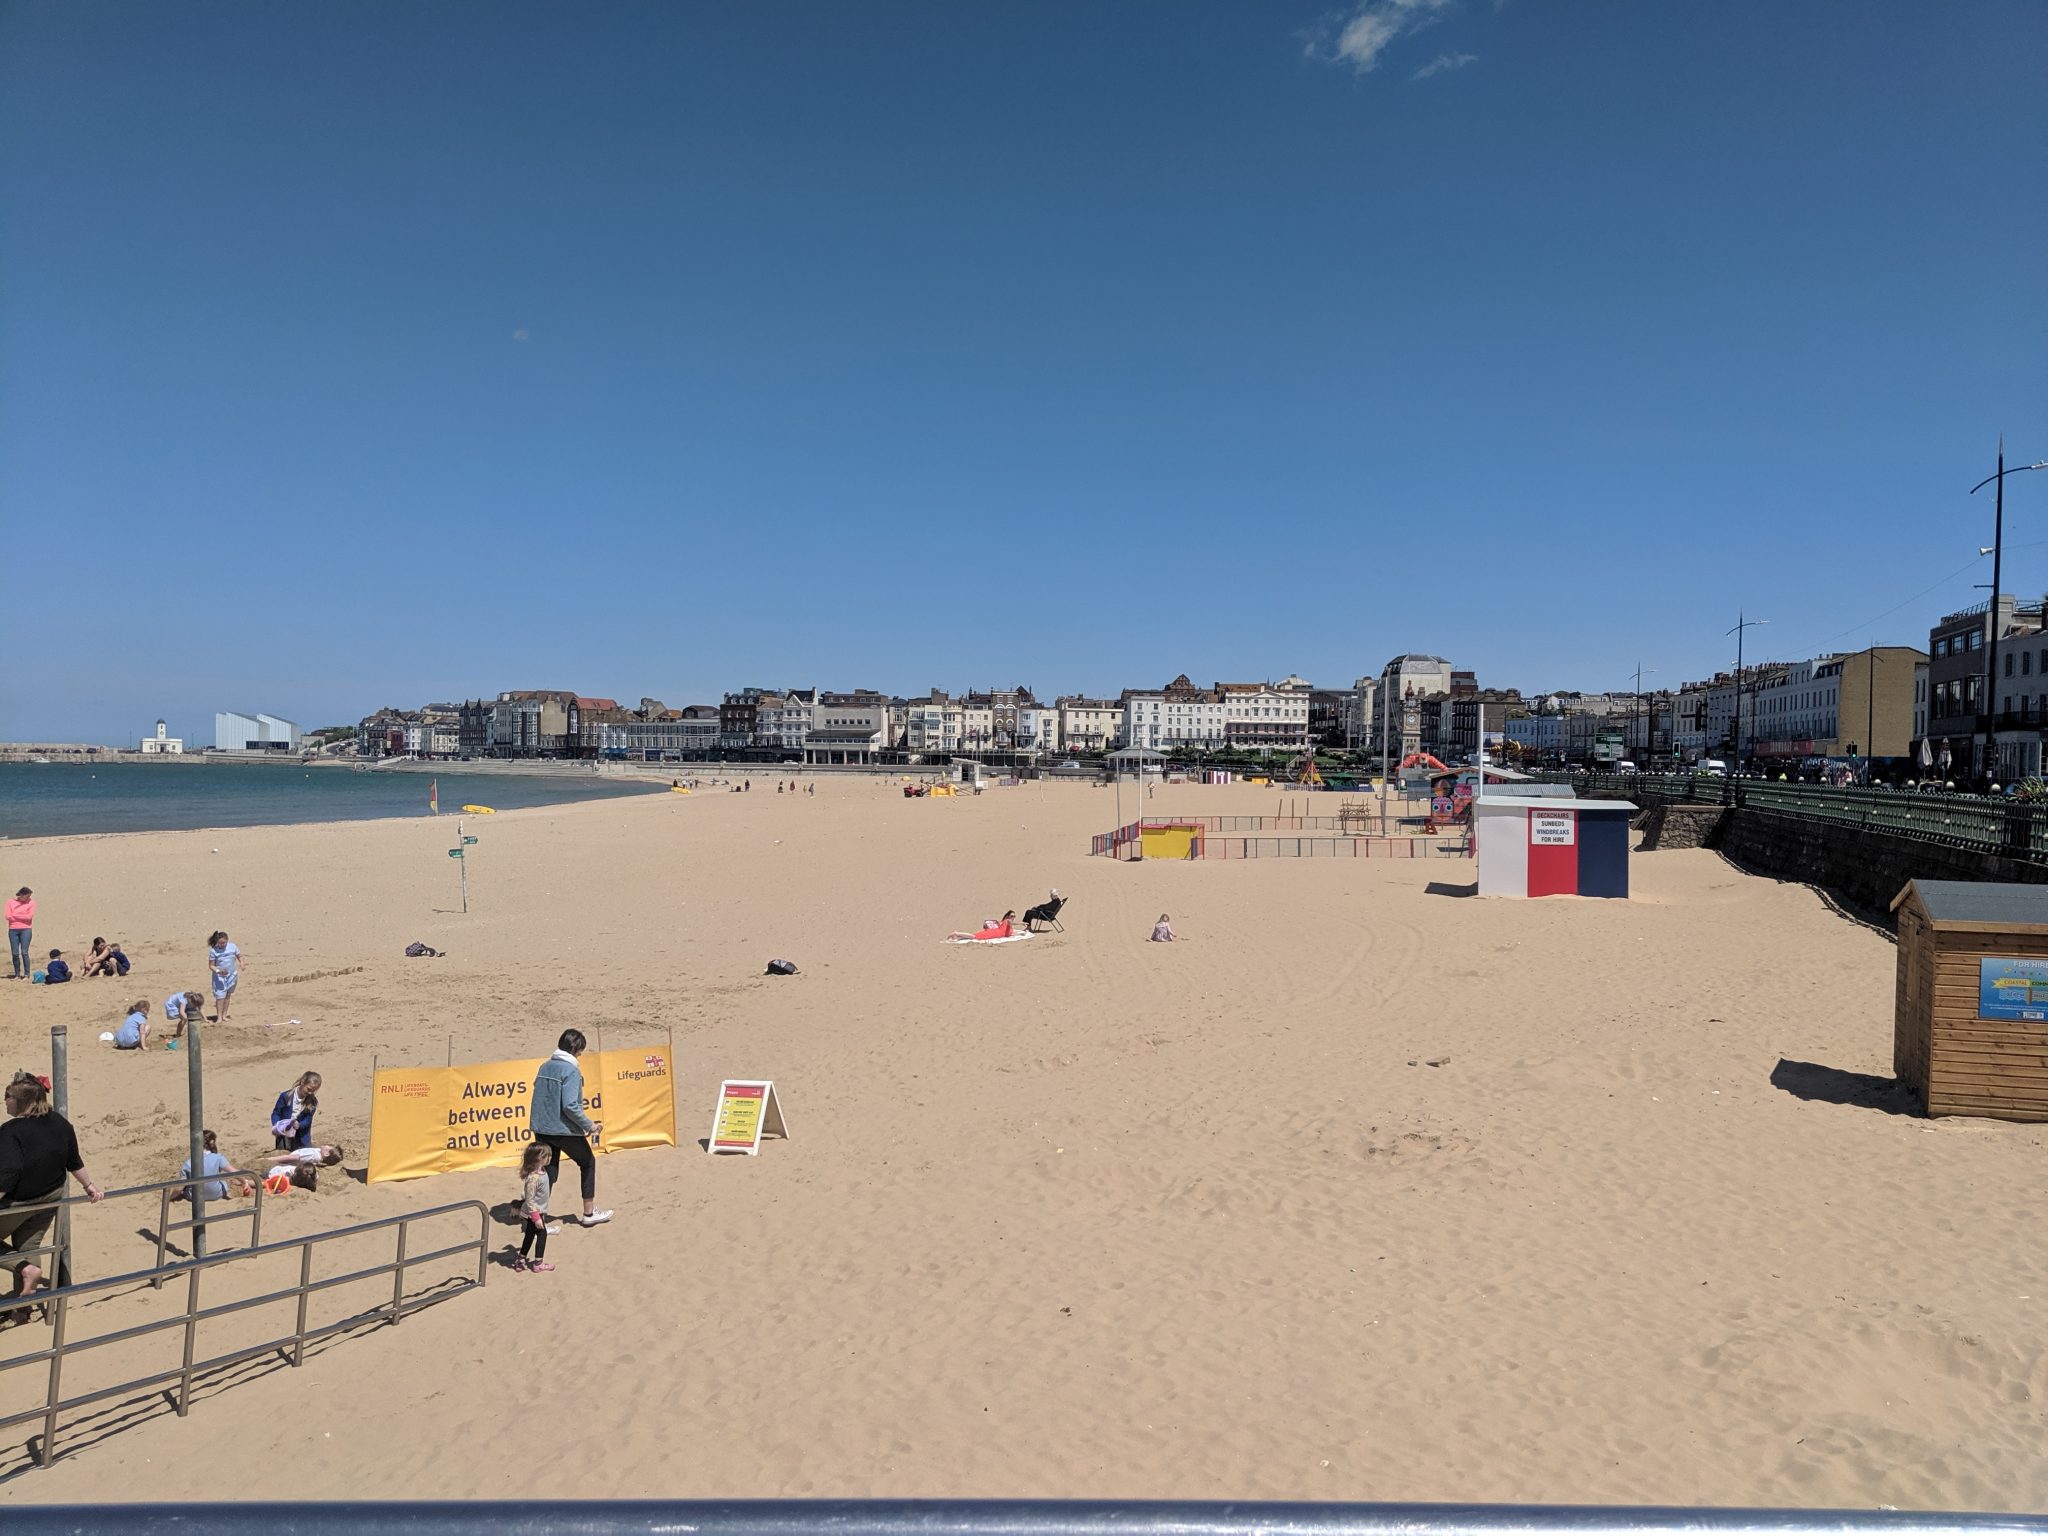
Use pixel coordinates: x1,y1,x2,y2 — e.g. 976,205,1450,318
216,711,301,753
1216,681,1311,752
139,720,184,755
1122,676,1227,751
1016,704,1061,754
805,692,891,764
755,690,817,751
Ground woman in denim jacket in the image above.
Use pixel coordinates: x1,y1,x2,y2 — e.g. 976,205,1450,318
529,1029,611,1227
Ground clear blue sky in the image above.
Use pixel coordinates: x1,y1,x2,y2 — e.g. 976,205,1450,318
3,1,2043,743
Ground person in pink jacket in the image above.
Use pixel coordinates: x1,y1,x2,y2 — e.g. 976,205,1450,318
6,889,31,981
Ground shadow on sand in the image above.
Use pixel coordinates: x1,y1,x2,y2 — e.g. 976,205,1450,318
1769,1058,1919,1117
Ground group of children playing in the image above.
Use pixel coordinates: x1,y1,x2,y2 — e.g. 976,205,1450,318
174,1070,343,1201
106,931,243,1051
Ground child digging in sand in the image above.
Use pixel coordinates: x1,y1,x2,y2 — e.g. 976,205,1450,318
513,1142,555,1273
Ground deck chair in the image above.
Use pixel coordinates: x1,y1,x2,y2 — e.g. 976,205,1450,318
1023,893,1067,932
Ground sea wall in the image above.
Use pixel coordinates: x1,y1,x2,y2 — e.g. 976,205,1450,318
1638,804,2048,917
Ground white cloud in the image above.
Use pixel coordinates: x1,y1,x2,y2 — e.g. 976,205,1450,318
1306,0,1457,75
512,329,530,343
1411,50,1477,79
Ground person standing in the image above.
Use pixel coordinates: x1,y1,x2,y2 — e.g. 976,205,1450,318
207,930,240,1021
270,1072,320,1150
6,889,32,980
528,1029,611,1227
0,1072,103,1314
512,1142,555,1273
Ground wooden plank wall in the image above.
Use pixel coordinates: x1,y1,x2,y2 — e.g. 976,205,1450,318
1893,905,1931,1100
1930,929,2048,1120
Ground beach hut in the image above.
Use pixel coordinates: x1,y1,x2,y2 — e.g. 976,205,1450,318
1891,880,2048,1121
1473,795,1635,899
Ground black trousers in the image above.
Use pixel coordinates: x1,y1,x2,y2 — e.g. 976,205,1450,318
519,1212,548,1260
536,1132,595,1202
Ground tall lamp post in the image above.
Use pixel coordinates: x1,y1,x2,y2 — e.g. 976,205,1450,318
1630,663,1657,766
1971,441,2048,784
1727,613,1768,770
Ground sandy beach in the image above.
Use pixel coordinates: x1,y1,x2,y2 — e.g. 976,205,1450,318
0,779,2042,1508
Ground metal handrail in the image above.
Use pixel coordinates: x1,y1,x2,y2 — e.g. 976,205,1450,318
0,1501,2038,1536
0,1197,489,1468
0,1170,270,1302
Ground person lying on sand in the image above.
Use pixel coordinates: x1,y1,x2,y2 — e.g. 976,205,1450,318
263,1145,344,1193
948,911,1018,941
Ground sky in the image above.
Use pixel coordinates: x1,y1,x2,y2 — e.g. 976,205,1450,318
2,1,2044,744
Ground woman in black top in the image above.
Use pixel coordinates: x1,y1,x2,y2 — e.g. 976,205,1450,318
0,1072,102,1314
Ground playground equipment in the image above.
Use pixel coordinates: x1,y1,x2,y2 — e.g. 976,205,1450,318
1294,749,1324,788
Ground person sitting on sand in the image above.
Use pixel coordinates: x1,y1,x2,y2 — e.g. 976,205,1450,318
176,1130,253,1202
80,938,127,980
41,951,69,985
113,1000,151,1050
1150,914,1177,942
949,911,1018,942
263,1144,343,1192
164,990,206,1041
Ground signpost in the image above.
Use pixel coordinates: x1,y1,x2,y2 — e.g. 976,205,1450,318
447,817,470,913
707,1080,789,1156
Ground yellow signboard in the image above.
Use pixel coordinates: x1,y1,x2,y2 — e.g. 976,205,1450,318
708,1079,789,1156
368,1046,677,1183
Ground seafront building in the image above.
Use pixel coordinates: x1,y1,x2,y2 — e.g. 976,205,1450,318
215,711,301,753
138,720,184,755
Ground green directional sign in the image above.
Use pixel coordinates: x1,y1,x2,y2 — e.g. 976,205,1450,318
462,835,478,845
448,848,464,859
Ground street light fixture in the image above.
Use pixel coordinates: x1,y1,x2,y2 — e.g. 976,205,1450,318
1726,613,1769,771
1969,443,2048,781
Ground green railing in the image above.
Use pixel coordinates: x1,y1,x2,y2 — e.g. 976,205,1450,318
1546,773,2048,860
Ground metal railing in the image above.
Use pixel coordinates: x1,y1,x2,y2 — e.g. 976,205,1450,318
0,1170,271,1305
1549,772,2048,862
0,1198,488,1469
0,1500,2038,1536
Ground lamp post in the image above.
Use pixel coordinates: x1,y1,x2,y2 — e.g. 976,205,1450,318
1971,442,2048,784
1727,613,1768,771
1630,663,1657,766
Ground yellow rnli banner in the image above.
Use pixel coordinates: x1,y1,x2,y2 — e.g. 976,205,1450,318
368,1047,677,1184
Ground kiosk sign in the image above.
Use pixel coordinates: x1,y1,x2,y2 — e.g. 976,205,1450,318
1530,809,1576,846
1979,957,2048,1022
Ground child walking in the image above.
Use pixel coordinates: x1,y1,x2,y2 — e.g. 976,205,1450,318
514,1142,554,1273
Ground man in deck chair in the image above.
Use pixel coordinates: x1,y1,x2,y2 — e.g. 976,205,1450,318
1023,889,1066,932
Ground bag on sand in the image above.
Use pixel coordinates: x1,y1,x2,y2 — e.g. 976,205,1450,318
764,959,798,976
404,942,441,958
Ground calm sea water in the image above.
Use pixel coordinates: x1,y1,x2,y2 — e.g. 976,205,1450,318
0,763,664,839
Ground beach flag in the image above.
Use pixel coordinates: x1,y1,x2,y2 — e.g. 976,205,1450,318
429,778,438,815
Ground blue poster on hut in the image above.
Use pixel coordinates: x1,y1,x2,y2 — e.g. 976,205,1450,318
1978,957,2048,1021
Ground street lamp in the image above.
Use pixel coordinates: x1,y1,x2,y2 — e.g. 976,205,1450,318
1971,441,2048,783
1727,613,1769,771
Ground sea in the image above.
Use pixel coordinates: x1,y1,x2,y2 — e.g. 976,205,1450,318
0,763,666,840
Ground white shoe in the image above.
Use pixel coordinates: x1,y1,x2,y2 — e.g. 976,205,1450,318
544,1221,563,1234
580,1210,613,1227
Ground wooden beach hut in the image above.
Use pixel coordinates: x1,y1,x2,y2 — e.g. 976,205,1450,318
1892,879,2048,1121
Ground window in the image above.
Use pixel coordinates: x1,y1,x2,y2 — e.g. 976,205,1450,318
2007,653,2015,677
